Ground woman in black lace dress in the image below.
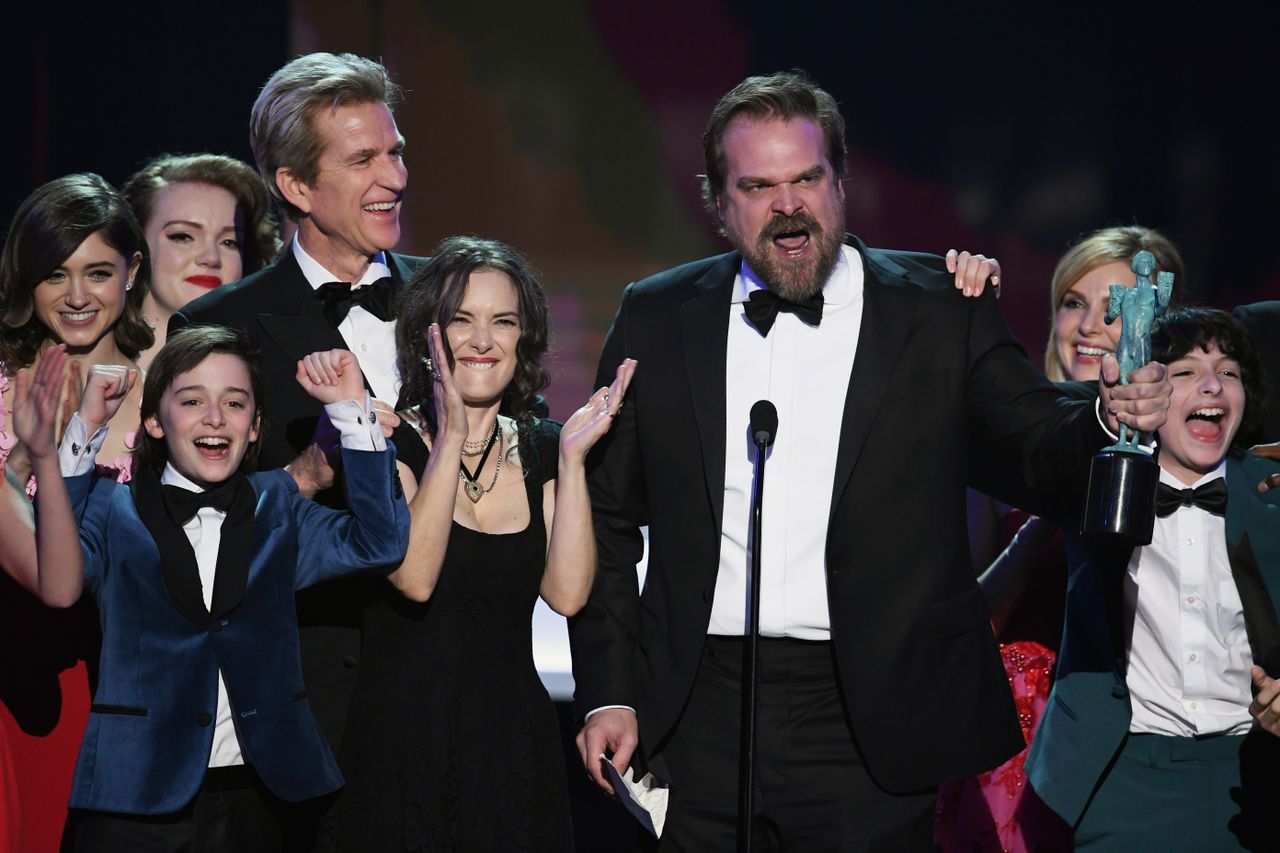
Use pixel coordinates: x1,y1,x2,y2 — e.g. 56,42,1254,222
319,236,635,852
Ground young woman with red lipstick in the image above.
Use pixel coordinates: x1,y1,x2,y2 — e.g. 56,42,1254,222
0,173,152,852
937,226,1185,853
123,153,281,370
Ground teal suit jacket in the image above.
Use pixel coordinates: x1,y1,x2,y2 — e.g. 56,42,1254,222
65,446,409,815
1027,452,1280,825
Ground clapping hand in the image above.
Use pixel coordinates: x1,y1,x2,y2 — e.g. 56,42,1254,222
560,359,637,464
14,347,136,459
426,323,467,447
296,349,367,405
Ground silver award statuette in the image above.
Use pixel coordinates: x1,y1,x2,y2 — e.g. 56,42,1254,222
1081,250,1174,545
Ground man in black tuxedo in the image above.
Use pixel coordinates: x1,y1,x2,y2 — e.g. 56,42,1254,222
172,53,423,760
570,71,1172,849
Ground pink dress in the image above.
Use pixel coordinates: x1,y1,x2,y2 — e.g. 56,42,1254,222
934,512,1072,853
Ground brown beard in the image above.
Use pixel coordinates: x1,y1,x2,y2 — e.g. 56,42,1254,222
729,209,845,301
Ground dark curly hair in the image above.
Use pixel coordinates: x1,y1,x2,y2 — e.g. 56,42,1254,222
1151,306,1268,451
396,235,550,470
137,325,267,475
0,173,153,368
123,152,282,275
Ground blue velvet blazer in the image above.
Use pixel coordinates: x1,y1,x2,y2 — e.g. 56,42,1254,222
65,445,409,815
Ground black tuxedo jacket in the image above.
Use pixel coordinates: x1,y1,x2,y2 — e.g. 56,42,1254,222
170,248,424,752
570,236,1108,793
1232,300,1280,443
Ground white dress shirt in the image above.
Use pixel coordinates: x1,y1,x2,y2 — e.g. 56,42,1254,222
59,395,385,766
1124,462,1253,736
707,245,864,639
293,237,400,405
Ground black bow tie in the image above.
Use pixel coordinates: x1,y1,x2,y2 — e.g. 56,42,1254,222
315,276,394,326
1155,478,1228,518
743,289,824,336
162,475,244,525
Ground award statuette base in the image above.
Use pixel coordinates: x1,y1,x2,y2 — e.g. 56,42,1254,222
1081,447,1159,546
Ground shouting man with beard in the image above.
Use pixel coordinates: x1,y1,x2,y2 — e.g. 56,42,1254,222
570,71,1173,850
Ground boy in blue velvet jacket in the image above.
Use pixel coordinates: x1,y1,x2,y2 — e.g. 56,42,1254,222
7,325,409,851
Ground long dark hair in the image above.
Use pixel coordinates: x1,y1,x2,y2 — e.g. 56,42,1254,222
0,173,154,368
396,235,550,469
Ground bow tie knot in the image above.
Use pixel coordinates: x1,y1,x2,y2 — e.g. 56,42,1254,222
742,288,824,337
1155,478,1228,517
315,276,394,326
162,476,243,525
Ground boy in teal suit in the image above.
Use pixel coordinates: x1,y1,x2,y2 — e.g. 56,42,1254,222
6,326,409,851
1027,307,1280,851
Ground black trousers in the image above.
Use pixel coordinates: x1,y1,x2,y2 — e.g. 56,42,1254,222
70,765,289,853
650,636,935,853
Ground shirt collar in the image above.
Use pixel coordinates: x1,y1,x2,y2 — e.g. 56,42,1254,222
1158,459,1227,490
732,243,860,306
160,462,204,493
292,235,390,291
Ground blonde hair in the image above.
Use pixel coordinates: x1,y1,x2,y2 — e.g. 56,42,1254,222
1044,226,1184,381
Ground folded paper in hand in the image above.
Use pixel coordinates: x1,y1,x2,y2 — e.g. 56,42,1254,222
601,754,669,838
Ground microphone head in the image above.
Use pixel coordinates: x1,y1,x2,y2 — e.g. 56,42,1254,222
750,399,778,446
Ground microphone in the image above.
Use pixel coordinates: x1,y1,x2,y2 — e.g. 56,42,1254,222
749,400,778,447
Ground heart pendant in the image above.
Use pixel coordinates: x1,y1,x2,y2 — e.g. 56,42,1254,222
464,480,484,502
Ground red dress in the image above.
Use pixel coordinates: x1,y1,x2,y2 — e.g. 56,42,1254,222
934,512,1072,853
0,375,94,852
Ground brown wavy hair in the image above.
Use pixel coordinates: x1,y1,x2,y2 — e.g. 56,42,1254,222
0,173,153,369
396,236,550,470
123,153,282,273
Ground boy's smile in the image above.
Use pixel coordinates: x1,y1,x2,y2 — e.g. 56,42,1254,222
1157,343,1244,486
144,353,260,486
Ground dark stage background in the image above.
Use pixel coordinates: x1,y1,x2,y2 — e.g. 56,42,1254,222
7,0,1280,417
5,0,1280,846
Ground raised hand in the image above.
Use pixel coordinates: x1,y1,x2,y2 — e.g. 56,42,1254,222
296,349,366,405
560,358,637,464
13,346,70,459
427,323,467,446
946,249,1002,298
79,363,139,435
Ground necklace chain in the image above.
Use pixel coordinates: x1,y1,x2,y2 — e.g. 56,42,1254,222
459,421,503,502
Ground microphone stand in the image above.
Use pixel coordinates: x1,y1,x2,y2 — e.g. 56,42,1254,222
739,411,773,853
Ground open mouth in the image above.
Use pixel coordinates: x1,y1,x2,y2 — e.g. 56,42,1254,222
1076,345,1110,359
362,201,398,213
1185,407,1226,442
458,359,497,370
763,214,821,259
194,436,231,460
60,310,99,326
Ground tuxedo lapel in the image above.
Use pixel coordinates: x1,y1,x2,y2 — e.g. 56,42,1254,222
828,242,920,522
1226,457,1280,672
132,469,209,625
208,477,259,619
255,252,348,366
680,254,737,538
